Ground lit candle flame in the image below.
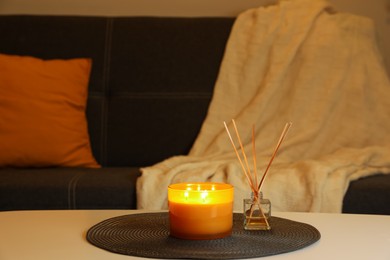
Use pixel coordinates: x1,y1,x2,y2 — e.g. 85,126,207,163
201,191,208,202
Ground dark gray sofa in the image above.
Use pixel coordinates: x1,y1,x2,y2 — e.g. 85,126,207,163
0,15,389,214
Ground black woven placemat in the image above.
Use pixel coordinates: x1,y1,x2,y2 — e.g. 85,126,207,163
86,212,320,259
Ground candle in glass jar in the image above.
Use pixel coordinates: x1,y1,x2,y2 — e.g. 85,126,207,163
168,182,234,240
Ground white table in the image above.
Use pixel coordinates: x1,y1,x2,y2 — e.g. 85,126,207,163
0,210,389,260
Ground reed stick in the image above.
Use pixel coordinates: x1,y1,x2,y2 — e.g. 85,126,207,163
232,119,255,190
257,122,292,193
252,125,259,192
223,121,256,192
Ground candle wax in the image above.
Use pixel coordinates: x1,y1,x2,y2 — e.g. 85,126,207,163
169,201,233,239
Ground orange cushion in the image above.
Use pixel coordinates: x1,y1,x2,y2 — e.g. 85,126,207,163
0,53,100,168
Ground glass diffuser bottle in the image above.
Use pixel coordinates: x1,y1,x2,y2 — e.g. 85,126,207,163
243,192,271,230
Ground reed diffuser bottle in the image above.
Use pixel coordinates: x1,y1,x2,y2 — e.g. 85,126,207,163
243,192,271,230
224,120,292,232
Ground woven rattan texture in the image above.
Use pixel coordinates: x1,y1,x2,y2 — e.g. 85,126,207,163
87,212,320,259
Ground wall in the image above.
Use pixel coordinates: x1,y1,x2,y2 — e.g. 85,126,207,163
0,0,389,75
330,0,390,76
0,0,276,17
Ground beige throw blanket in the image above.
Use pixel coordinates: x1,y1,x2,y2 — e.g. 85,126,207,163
137,0,390,213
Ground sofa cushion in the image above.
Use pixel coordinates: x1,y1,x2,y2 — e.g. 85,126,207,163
0,167,141,210
105,17,234,167
343,174,390,215
0,53,99,168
